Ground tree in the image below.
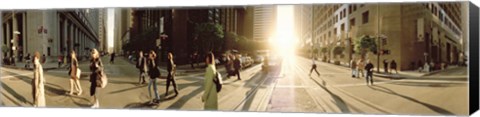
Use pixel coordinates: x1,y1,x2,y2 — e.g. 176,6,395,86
2,44,9,57
194,23,225,54
354,35,377,59
225,32,239,51
333,46,345,56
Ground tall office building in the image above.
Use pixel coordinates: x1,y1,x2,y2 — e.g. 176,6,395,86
253,6,277,41
310,3,465,70
294,5,313,49
98,9,107,52
2,9,100,61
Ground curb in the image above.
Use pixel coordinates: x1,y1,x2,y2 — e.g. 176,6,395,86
2,65,61,71
300,56,467,81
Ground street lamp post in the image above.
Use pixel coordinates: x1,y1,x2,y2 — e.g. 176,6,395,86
376,3,381,73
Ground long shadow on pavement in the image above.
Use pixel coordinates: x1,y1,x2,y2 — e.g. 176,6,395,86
1,83,32,105
165,86,203,109
3,70,67,96
124,101,159,109
385,81,465,88
367,85,454,115
239,72,268,111
310,76,352,113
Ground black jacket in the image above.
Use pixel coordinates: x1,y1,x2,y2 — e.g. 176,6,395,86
147,58,160,78
89,58,104,83
365,63,374,73
234,59,242,70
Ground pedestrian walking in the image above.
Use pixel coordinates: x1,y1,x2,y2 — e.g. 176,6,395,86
110,52,115,64
365,60,374,85
165,52,179,97
309,57,320,76
25,53,31,68
390,60,398,74
10,56,16,66
383,59,389,74
350,58,358,78
357,59,365,78
89,49,104,108
417,60,423,72
32,52,46,107
68,51,82,96
136,51,148,84
233,54,242,80
58,55,63,68
42,54,46,64
190,53,197,69
147,51,161,104
19,53,23,62
202,52,218,110
225,54,235,77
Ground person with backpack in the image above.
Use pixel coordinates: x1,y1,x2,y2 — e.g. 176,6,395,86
136,51,148,84
89,49,105,108
165,52,179,97
202,52,218,110
147,51,161,104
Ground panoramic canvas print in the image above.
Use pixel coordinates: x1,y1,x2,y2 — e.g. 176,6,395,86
0,2,471,116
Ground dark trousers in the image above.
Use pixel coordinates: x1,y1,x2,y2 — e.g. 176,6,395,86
139,71,147,84
310,65,320,76
165,74,178,95
234,69,241,80
366,72,374,85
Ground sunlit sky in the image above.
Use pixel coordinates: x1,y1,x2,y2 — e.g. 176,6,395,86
275,5,296,57
107,8,115,49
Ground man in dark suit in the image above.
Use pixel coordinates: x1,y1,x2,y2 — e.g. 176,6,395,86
233,55,242,80
137,51,147,84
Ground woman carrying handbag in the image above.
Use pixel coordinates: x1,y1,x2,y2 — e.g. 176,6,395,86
68,50,82,95
89,49,107,108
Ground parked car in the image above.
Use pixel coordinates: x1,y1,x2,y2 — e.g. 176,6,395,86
254,55,264,64
240,55,253,68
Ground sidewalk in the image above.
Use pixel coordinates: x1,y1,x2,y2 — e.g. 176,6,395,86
2,59,90,71
307,56,467,81
122,57,207,73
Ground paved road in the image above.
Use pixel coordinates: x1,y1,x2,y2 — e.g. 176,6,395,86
0,55,468,116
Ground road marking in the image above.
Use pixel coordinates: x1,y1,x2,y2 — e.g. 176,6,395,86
1,72,33,79
274,85,311,88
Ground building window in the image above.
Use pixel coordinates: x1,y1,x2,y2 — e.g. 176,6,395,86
340,11,343,20
343,9,347,18
353,4,357,11
350,18,355,27
349,5,353,14
341,23,345,32
362,11,369,24
335,15,338,23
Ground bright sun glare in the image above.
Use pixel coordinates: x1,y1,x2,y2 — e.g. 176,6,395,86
272,5,296,58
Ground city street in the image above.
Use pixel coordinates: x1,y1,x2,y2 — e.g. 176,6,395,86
0,55,468,116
